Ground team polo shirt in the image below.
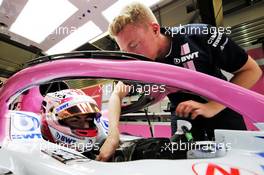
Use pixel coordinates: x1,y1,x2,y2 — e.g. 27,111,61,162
158,24,248,109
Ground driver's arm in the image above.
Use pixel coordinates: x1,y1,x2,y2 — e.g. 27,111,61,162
96,81,130,161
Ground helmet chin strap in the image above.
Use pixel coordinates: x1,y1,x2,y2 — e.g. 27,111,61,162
73,128,98,137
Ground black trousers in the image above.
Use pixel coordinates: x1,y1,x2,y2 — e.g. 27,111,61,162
171,107,247,141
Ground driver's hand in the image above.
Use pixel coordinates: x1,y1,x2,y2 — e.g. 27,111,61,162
176,100,225,119
96,131,120,161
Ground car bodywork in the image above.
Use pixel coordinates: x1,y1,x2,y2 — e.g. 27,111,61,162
0,51,264,175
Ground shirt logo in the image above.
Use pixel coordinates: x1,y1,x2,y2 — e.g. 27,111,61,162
174,52,199,64
170,43,199,71
212,32,223,47
173,58,181,64
207,32,217,44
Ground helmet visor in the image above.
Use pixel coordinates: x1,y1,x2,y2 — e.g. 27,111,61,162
57,102,100,120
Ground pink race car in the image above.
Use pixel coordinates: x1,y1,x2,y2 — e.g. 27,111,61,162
0,51,263,175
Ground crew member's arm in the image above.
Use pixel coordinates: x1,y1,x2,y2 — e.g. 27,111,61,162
96,81,130,161
176,26,262,119
176,55,262,119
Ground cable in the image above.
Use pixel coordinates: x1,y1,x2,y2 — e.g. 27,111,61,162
144,108,154,137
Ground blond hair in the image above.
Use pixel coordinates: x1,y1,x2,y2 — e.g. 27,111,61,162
108,2,157,38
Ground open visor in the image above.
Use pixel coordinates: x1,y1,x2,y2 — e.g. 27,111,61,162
57,102,101,120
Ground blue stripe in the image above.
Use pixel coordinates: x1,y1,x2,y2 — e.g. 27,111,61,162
100,120,109,131
257,152,264,158
261,165,264,171
255,136,264,139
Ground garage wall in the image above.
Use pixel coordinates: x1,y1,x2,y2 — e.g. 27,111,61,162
223,3,264,27
153,0,197,27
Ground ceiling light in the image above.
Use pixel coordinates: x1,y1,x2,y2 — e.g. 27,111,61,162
10,0,78,43
46,21,102,55
102,0,161,23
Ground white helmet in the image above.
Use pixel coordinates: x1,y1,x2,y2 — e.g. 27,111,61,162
41,89,101,152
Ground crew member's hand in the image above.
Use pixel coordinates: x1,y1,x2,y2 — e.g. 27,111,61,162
96,130,120,161
176,100,225,119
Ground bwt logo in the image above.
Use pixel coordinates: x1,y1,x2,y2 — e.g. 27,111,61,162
13,113,40,132
174,51,199,64
56,132,77,144
56,103,69,112
12,133,42,139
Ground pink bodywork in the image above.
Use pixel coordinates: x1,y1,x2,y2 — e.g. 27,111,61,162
20,87,43,113
0,58,264,141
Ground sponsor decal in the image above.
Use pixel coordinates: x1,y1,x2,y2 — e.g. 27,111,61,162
173,58,181,64
174,43,199,64
12,133,42,139
55,132,77,144
12,112,40,132
261,165,264,171
11,112,42,140
101,119,109,130
100,119,109,134
55,96,93,113
192,162,258,175
255,136,264,139
41,148,90,164
208,32,218,44
212,32,223,47
55,103,69,113
174,52,199,64
257,152,264,158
